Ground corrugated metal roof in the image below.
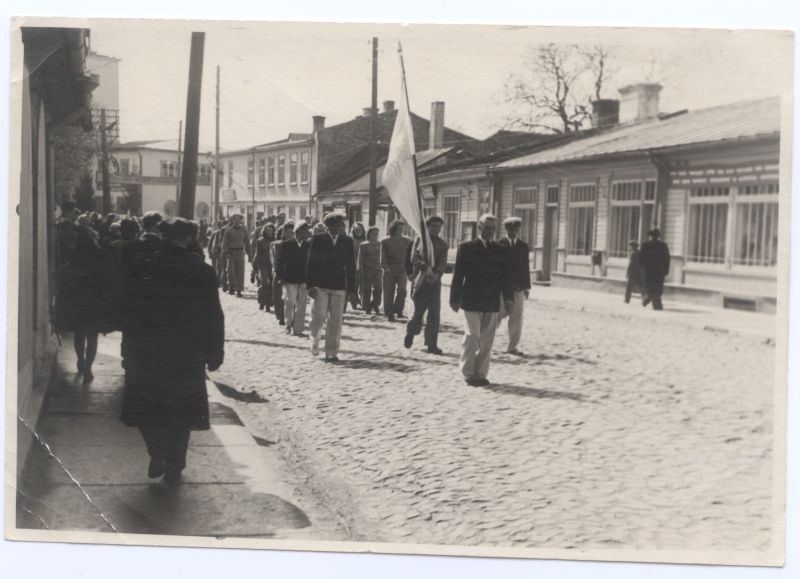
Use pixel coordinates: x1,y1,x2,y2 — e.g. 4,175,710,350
497,97,780,170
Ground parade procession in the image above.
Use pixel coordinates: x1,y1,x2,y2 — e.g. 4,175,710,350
10,19,787,565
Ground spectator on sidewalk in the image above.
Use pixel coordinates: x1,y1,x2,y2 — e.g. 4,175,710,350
381,220,412,321
306,211,356,362
450,213,514,387
639,228,671,311
404,215,449,355
496,216,531,356
221,214,251,297
358,226,382,315
252,222,276,312
271,223,294,326
624,240,647,305
121,218,224,485
277,220,311,336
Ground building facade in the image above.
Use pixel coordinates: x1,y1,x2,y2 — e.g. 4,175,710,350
218,134,313,227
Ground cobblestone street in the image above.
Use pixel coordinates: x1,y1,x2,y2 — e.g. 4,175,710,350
212,278,776,552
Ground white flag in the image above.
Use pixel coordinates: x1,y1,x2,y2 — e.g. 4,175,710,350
382,69,435,266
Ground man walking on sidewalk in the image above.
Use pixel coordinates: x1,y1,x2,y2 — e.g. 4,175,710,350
277,220,311,336
381,220,412,321
121,218,224,484
450,214,514,386
222,214,251,297
306,212,356,362
639,228,671,311
496,216,531,356
404,215,449,354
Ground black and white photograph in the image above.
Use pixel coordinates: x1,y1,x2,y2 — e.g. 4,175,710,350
4,12,794,571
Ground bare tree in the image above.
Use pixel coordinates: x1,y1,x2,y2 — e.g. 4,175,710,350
504,43,617,133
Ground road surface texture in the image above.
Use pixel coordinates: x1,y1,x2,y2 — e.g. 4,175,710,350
212,276,776,552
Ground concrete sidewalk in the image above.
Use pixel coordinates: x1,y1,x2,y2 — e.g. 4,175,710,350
15,334,342,539
441,275,778,342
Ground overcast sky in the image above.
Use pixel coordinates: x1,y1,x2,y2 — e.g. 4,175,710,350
88,20,792,151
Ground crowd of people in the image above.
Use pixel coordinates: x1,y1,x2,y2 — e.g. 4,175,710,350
53,198,670,482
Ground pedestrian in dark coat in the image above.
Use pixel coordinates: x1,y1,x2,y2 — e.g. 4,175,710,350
121,218,224,484
347,222,366,310
639,228,671,311
358,227,383,314
496,216,532,355
624,240,647,304
252,222,276,312
450,214,514,386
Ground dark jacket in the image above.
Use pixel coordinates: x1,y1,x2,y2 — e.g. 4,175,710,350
305,232,356,292
639,239,671,278
626,249,645,280
276,238,310,284
497,237,531,291
450,238,514,313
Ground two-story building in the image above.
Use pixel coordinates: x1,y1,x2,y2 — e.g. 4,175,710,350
105,140,214,220
218,133,314,227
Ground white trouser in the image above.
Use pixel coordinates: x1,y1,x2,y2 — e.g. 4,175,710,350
498,290,525,352
309,288,346,357
460,310,499,381
283,282,308,335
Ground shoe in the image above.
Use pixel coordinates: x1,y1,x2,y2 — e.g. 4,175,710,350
642,297,651,307
426,346,443,355
279,320,285,326
387,315,395,322
236,291,243,297
259,304,265,310
76,360,85,375
507,349,524,356
82,368,94,383
396,312,407,319
311,342,320,357
404,334,414,349
324,356,340,363
466,377,490,387
164,468,183,485
229,290,235,295
293,332,307,338
147,458,165,479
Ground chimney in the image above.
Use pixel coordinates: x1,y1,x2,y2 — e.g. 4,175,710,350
362,107,372,118
591,99,620,128
429,101,445,150
618,83,662,123
312,115,326,133
383,100,395,114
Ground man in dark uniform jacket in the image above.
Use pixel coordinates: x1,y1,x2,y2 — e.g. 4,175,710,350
450,214,514,386
306,212,356,361
121,218,224,484
496,216,531,355
639,227,671,311
276,220,311,336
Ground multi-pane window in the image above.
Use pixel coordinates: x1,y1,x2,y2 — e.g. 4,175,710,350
687,186,730,264
423,198,436,219
443,195,461,248
512,186,537,245
227,161,234,188
567,183,596,256
247,157,254,186
546,185,560,205
299,206,307,219
258,158,266,186
277,155,285,185
120,158,130,176
289,205,296,219
607,180,656,258
268,157,275,186
290,153,298,184
734,183,779,267
160,160,177,178
197,163,211,177
300,151,309,183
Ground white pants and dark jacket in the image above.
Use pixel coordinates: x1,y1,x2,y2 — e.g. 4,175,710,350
496,236,532,354
450,238,514,384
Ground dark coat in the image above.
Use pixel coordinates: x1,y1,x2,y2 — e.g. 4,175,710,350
121,243,224,431
276,238,310,284
450,238,514,313
305,232,356,292
497,237,532,291
639,239,671,279
626,249,646,281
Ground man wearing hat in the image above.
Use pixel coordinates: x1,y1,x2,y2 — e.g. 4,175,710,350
276,220,311,336
221,214,252,297
450,214,514,386
404,215,449,354
639,228,671,311
305,211,356,361
496,216,531,355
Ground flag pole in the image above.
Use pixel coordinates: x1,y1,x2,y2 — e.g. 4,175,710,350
397,42,430,265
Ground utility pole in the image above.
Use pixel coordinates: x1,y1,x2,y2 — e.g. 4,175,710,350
176,119,183,205
214,65,220,223
100,108,111,214
368,37,378,226
179,31,205,220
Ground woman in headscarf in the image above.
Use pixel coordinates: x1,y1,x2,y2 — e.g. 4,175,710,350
252,222,276,312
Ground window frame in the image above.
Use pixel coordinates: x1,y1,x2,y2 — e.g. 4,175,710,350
300,151,310,184
289,152,298,185
566,182,597,257
258,157,266,187
277,155,285,186
511,185,537,247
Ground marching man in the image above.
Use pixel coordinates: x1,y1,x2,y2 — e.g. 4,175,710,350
496,216,531,356
276,220,311,336
450,214,514,386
